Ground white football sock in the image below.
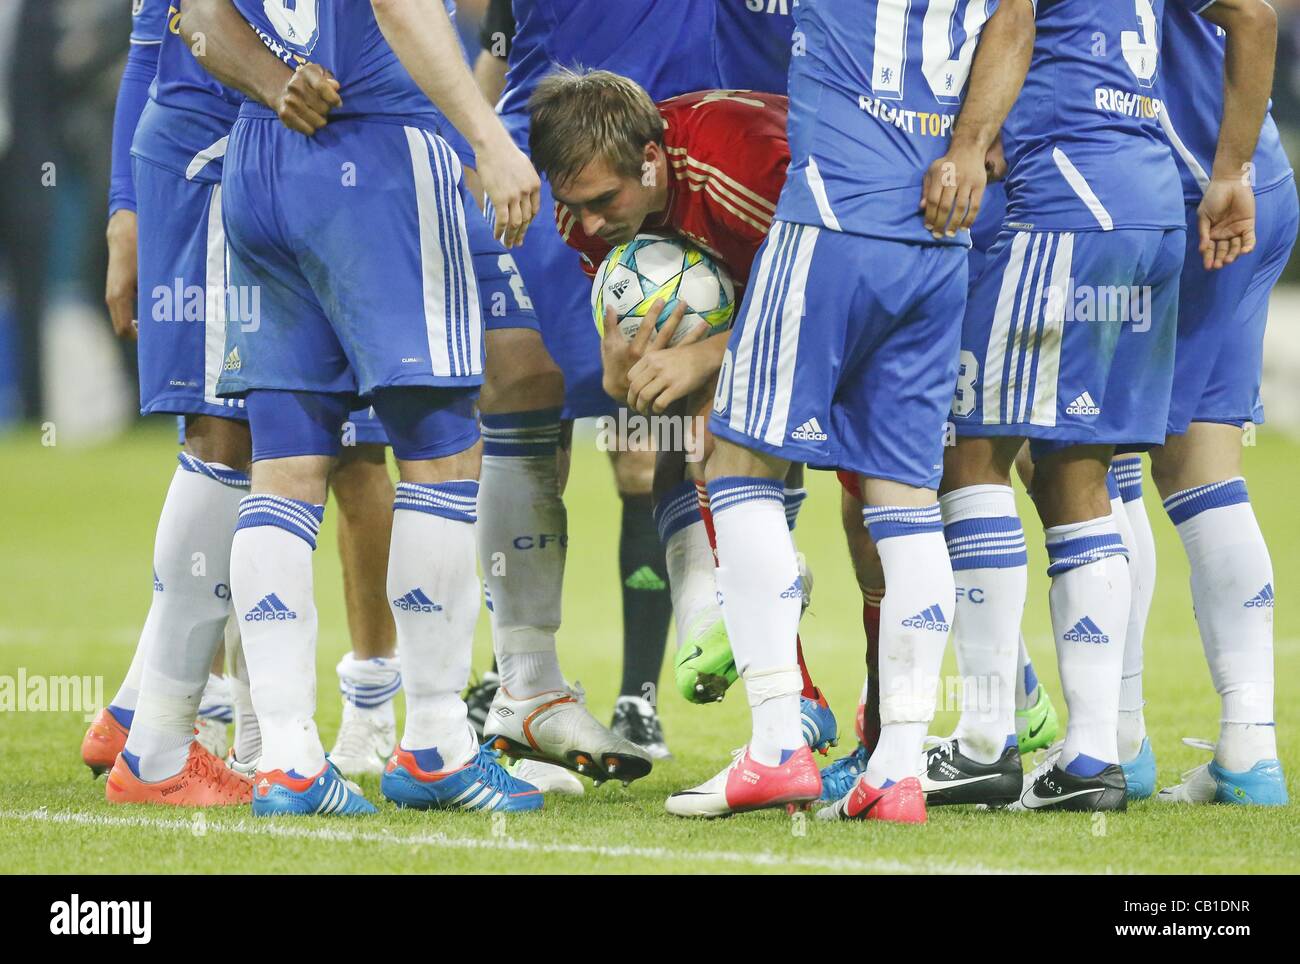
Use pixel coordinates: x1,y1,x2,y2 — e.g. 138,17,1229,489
227,618,261,765
1045,514,1130,773
706,477,802,766
863,504,953,785
121,457,245,779
390,481,481,769
1109,459,1151,761
229,494,326,777
336,652,401,728
1165,478,1278,770
940,485,1026,764
655,481,722,644
111,457,247,720
478,411,566,698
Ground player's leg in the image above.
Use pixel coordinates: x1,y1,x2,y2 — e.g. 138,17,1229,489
1015,444,1131,813
1150,180,1294,806
507,176,674,729
1010,443,1061,753
817,475,880,801
96,164,252,804
1151,425,1285,804
914,228,1038,808
1105,456,1157,796
109,414,251,792
834,246,969,823
1016,227,1183,812
916,435,1027,808
327,432,401,776
609,445,675,750
225,389,382,816
668,222,842,818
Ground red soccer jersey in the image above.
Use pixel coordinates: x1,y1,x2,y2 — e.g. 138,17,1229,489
555,89,790,287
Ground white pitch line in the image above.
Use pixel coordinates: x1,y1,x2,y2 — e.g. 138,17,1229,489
0,808,1026,875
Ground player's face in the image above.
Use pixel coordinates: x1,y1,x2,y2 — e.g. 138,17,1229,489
553,151,658,246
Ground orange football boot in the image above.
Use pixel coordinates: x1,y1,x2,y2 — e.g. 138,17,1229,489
105,740,252,807
81,708,129,777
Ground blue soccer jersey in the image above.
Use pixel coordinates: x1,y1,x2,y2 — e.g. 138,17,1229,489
774,0,999,246
497,0,718,150
1001,0,1184,232
230,0,440,120
1158,0,1292,201
713,0,795,94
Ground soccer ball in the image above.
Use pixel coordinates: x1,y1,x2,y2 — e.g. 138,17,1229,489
591,234,736,347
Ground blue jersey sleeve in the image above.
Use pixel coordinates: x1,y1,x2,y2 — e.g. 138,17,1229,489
108,34,161,217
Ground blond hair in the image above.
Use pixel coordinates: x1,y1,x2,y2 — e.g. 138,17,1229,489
528,67,663,188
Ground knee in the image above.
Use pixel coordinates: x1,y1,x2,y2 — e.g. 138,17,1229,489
183,416,252,471
481,334,565,415
329,445,394,507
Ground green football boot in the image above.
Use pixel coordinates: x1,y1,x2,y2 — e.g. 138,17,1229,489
674,617,738,704
1016,687,1060,754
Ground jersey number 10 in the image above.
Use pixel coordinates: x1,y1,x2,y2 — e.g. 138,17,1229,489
870,0,991,106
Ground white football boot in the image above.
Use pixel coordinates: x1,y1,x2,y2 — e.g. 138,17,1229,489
329,701,397,776
509,758,585,796
1157,738,1223,804
195,673,232,758
483,682,653,784
795,550,813,618
194,718,230,759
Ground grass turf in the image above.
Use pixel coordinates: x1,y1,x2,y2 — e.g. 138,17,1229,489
0,419,1296,873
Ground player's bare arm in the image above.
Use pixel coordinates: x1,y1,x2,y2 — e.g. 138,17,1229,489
1195,0,1278,270
105,209,138,341
370,0,539,247
921,0,1035,237
178,0,341,135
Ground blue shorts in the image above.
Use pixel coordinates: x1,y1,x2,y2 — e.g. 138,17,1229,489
133,156,246,421
510,178,613,420
175,406,386,447
1167,176,1298,435
429,118,541,337
952,226,1184,450
218,116,484,401
344,406,389,447
710,221,968,490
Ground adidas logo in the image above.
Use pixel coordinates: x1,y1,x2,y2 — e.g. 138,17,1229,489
610,278,632,300
244,593,297,622
901,604,950,631
392,588,443,613
791,417,828,442
153,569,164,592
1063,616,1109,643
624,565,667,591
1065,391,1100,416
780,576,804,600
223,347,241,372
1244,583,1275,608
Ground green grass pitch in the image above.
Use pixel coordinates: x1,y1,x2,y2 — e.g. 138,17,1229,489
0,420,1296,874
